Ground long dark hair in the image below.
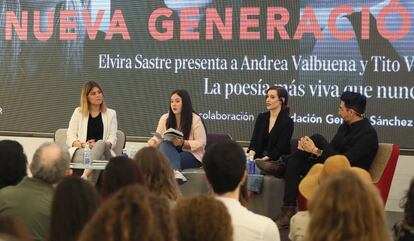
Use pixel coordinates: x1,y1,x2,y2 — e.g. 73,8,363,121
0,140,27,189
99,156,146,199
166,89,195,140
50,176,100,241
266,86,290,115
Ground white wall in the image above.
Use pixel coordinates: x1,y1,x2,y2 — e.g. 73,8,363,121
1,135,412,211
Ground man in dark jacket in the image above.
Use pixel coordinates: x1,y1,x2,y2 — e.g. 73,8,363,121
276,91,378,228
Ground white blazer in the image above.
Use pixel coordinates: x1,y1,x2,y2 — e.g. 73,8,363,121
66,107,118,156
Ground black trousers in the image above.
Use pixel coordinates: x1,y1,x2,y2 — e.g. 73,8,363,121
282,134,336,206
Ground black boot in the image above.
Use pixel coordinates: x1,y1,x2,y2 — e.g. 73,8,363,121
255,158,286,178
275,206,296,229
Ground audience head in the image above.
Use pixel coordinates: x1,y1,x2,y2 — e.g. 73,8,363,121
133,147,181,201
266,86,289,114
50,176,100,241
30,143,70,185
402,177,414,226
78,185,160,241
203,140,246,195
299,155,371,201
0,140,27,188
0,216,33,241
147,195,176,241
340,91,366,117
306,170,390,241
174,194,233,241
80,81,107,115
99,156,146,199
167,89,194,139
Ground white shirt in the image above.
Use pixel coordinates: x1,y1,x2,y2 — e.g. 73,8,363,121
216,197,280,241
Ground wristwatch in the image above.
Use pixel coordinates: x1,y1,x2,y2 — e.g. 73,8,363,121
314,148,323,157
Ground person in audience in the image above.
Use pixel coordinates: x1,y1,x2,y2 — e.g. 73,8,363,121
276,91,378,228
203,140,280,241
98,156,146,199
393,177,414,241
247,86,294,177
49,176,100,241
66,81,118,181
148,194,176,241
0,216,33,241
0,143,71,241
133,147,181,202
0,140,27,189
305,170,391,241
289,155,372,241
148,89,207,181
77,185,167,241
174,194,233,241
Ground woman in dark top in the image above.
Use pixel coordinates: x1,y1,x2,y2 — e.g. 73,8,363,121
247,86,294,162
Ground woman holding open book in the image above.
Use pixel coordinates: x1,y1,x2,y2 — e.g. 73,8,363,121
148,89,207,180
66,81,118,181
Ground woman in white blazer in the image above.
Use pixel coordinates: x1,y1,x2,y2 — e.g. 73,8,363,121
67,81,118,180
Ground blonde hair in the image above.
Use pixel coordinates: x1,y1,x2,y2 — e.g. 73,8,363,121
133,147,181,201
80,81,107,116
305,170,391,241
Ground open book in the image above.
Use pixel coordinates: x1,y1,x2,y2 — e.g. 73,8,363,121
152,128,183,141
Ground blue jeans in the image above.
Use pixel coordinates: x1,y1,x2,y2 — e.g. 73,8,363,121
159,141,201,171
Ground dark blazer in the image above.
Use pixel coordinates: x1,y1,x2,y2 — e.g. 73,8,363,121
328,118,378,170
248,110,294,160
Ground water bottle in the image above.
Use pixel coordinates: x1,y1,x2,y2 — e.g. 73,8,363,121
83,145,91,167
122,148,128,157
129,145,137,159
249,158,256,174
247,157,255,174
